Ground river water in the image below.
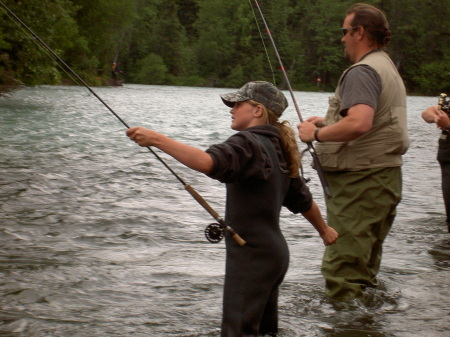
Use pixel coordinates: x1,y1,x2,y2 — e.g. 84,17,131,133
0,84,449,337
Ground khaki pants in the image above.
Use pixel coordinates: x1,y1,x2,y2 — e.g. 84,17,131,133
321,167,402,300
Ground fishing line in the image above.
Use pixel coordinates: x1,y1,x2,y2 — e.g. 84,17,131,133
248,0,276,86
251,0,332,199
0,1,245,246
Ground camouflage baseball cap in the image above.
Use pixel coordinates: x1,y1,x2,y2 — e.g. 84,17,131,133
220,81,288,117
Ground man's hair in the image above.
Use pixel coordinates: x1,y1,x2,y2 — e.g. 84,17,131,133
346,3,391,47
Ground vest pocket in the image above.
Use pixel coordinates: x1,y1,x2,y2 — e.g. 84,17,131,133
315,142,346,170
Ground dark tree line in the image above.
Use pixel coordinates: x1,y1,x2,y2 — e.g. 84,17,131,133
0,0,449,95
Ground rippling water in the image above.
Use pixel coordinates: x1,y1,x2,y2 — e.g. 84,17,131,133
1,85,449,336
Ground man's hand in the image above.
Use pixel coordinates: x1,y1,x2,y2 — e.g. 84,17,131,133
297,121,318,143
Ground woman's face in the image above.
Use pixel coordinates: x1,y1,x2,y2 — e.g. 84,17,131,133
229,101,261,131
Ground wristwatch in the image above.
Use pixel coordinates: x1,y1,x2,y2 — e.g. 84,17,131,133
314,128,322,142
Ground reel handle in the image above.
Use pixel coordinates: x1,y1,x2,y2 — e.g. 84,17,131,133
185,184,246,246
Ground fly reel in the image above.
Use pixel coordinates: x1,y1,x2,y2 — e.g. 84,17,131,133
205,223,224,243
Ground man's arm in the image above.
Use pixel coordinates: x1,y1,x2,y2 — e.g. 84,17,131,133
298,103,374,143
422,105,450,130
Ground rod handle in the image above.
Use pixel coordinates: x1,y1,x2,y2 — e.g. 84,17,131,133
185,184,220,219
231,232,246,246
219,221,246,246
185,184,246,246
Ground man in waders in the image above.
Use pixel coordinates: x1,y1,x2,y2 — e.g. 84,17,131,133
298,3,409,300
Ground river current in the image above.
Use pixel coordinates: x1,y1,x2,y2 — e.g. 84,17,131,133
1,85,449,336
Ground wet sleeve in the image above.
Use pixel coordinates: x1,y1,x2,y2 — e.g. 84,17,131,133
339,65,381,116
283,177,313,214
205,133,272,183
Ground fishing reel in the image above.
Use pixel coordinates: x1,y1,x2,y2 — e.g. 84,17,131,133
438,93,450,115
205,223,225,243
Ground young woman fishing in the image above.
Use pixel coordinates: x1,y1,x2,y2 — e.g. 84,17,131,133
126,81,338,336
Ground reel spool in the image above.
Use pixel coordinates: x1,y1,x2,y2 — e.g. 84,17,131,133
205,223,224,243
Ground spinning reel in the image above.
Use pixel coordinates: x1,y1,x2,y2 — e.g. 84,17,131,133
204,223,225,243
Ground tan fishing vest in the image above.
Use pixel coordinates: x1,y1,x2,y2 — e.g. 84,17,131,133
315,50,409,172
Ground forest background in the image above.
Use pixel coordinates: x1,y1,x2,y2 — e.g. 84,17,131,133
0,0,449,95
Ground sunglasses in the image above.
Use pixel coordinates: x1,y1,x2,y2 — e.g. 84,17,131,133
341,27,358,36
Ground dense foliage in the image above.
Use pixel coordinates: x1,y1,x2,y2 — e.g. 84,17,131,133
0,0,449,95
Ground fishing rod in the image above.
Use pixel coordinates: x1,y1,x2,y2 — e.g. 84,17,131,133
251,0,332,199
0,1,245,246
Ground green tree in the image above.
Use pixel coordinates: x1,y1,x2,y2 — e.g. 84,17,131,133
194,0,287,87
71,0,137,80
125,0,197,85
288,0,358,90
383,0,450,94
1,0,448,94
132,53,168,84
0,0,88,86
251,0,292,88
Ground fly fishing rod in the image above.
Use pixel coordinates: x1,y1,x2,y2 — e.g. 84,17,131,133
251,0,332,199
0,1,245,246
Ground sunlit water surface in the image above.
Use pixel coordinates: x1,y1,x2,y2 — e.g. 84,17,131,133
1,85,449,336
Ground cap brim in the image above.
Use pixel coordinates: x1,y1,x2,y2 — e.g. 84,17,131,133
220,92,250,108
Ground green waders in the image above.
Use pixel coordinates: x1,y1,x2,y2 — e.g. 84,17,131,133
321,167,402,300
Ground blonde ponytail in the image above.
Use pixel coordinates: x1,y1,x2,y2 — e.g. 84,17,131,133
248,100,301,177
